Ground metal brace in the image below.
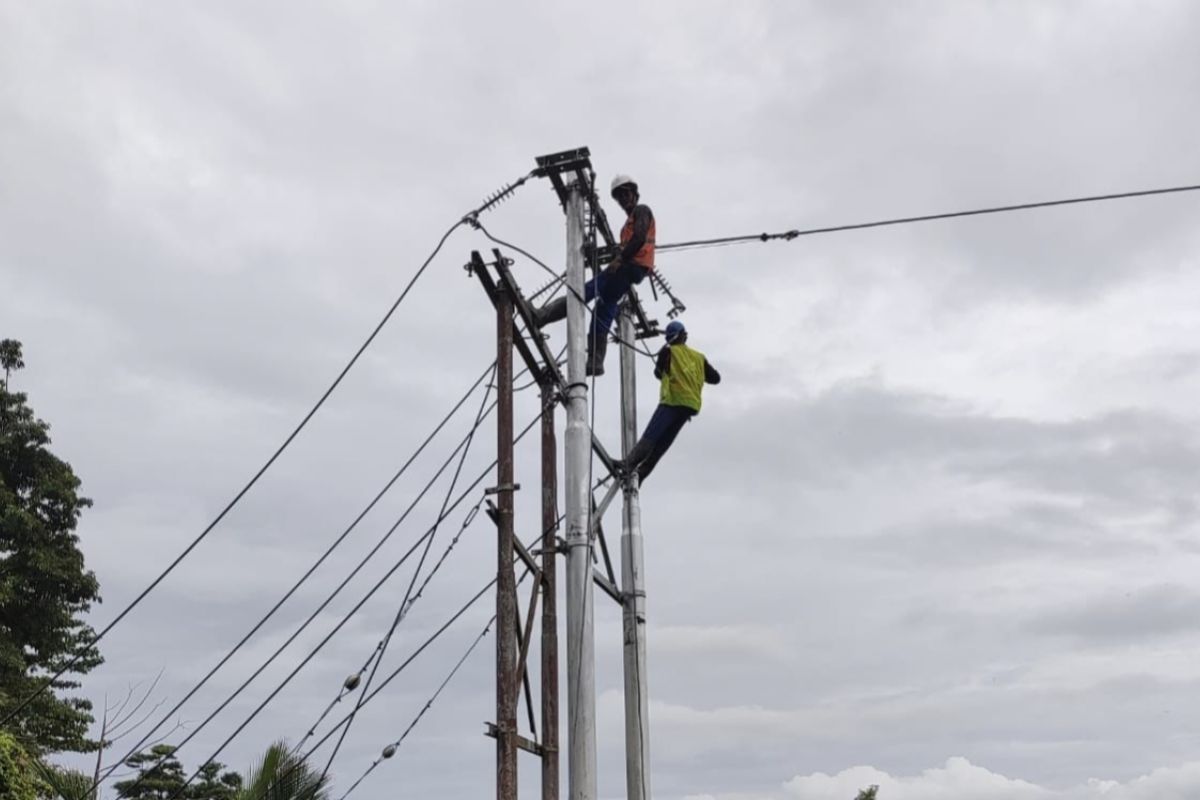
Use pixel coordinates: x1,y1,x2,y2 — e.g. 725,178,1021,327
485,483,522,496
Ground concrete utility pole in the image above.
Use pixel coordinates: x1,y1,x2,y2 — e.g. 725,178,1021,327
540,377,560,800
618,304,651,800
563,180,598,800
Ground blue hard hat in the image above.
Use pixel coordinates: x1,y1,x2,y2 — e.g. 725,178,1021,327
664,320,686,342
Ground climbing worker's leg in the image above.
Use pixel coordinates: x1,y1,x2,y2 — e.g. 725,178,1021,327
586,263,646,376
636,406,693,484
534,273,601,327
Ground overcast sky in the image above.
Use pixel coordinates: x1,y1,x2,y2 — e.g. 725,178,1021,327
5,2,1200,799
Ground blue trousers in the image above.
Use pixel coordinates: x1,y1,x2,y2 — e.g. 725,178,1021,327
627,403,695,483
582,261,648,340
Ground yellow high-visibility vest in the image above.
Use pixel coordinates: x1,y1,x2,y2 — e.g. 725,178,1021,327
660,343,706,412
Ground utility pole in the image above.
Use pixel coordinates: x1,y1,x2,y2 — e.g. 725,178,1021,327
618,304,651,800
540,376,560,800
495,282,518,800
563,179,598,800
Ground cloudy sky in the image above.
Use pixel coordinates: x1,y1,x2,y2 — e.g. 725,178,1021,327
5,2,1200,798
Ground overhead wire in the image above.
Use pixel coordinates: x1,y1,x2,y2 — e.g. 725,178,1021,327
169,572,504,800
653,182,1200,254
316,362,498,780
98,369,531,794
167,411,547,800
333,618,493,800
5,169,541,729
96,360,499,789
1,219,468,728
472,220,658,361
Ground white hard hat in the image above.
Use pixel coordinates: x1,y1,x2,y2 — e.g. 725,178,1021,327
610,174,638,195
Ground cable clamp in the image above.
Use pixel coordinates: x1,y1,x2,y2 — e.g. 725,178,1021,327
484,483,521,496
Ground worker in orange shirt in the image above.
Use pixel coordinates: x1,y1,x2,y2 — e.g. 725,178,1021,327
534,174,655,376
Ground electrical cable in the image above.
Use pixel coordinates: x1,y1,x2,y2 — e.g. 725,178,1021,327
96,360,498,789
472,220,657,360
334,617,493,800
166,412,545,800
317,363,497,780
1,219,468,728
654,182,1200,253
97,388,517,794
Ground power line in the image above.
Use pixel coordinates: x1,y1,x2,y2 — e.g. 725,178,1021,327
167,412,545,800
654,182,1200,253
97,388,511,793
317,363,498,780
472,221,658,360
262,474,600,800
335,618,494,800
3,168,539,728
97,360,498,788
1,220,466,728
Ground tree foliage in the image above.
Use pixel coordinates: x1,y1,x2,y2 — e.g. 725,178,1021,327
0,340,103,754
854,786,879,800
234,742,328,800
113,745,240,800
0,729,44,800
0,340,24,391
114,741,332,800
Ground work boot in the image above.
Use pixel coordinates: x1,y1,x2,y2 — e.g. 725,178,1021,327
612,438,651,481
533,297,567,328
585,333,608,376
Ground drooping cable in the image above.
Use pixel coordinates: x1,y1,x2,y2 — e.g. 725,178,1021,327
2,219,468,727
97,389,514,794
97,360,498,788
334,618,493,800
165,412,545,800
316,363,498,780
472,220,656,360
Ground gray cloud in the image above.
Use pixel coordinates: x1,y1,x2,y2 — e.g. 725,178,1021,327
6,2,1200,799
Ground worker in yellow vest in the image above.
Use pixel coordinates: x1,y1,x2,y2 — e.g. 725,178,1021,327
533,174,656,376
615,320,720,483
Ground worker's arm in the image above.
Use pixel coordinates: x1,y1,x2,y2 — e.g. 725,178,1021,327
703,359,721,384
619,205,654,263
654,346,671,380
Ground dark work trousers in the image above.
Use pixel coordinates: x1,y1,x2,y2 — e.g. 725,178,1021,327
582,261,648,343
628,403,695,483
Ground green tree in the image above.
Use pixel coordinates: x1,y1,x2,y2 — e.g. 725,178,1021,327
33,760,92,800
192,761,241,800
0,341,103,755
113,745,188,800
854,786,879,800
0,730,43,800
235,742,328,800
0,340,24,392
113,745,241,800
